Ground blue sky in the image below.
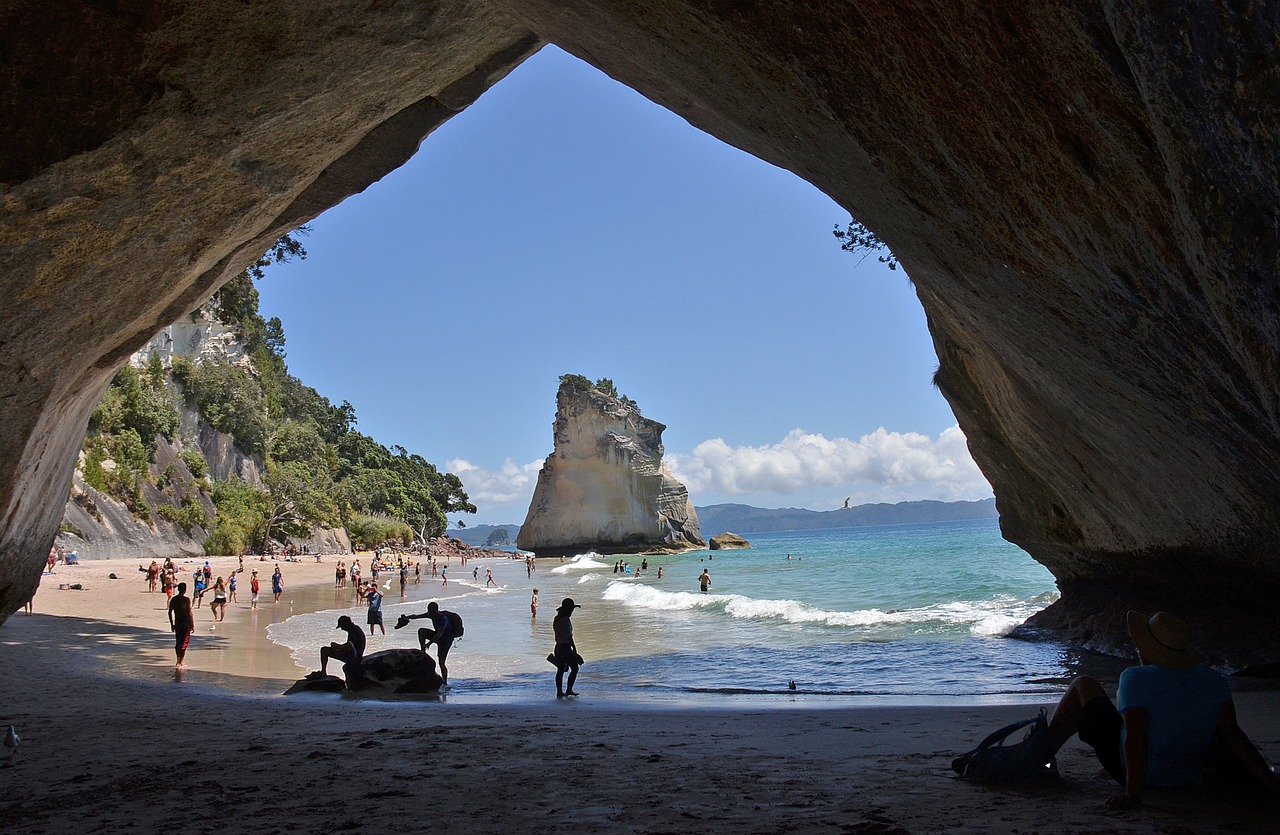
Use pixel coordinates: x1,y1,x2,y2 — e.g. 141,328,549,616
261,46,991,526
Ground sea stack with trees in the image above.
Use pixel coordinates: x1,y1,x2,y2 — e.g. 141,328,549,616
518,375,704,557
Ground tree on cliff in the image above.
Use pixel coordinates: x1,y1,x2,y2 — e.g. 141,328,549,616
73,226,478,552
833,218,899,270
557,374,641,407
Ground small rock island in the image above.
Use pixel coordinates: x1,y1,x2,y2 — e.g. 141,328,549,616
709,532,751,550
517,376,705,557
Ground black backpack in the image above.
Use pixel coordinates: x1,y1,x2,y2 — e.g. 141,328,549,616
951,709,1058,783
444,610,464,638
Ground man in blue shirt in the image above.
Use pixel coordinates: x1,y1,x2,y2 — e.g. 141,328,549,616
1046,611,1279,808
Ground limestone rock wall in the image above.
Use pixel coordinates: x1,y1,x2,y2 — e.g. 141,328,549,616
3,3,1280,665
0,0,540,618
518,382,704,556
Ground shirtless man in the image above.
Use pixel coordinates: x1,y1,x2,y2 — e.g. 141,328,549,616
314,615,366,678
699,568,712,593
167,582,194,668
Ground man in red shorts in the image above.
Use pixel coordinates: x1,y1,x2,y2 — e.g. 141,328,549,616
167,582,194,669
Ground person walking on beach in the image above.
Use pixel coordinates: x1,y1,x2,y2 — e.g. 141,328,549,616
699,568,712,593
552,598,582,698
209,577,228,622
399,564,408,597
272,566,283,603
441,565,448,586
397,601,457,686
228,571,238,603
168,582,194,669
365,582,385,635
312,615,366,678
249,569,260,609
485,567,496,588
192,570,206,608
1041,611,1280,809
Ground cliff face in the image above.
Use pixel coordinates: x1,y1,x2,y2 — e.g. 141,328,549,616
3,3,1280,665
518,382,703,556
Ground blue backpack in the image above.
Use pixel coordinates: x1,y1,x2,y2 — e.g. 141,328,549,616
951,709,1059,783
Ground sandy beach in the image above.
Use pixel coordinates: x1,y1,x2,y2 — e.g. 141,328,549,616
2,554,1277,834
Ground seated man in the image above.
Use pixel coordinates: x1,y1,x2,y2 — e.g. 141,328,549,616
396,601,455,686
1048,610,1279,808
313,615,366,678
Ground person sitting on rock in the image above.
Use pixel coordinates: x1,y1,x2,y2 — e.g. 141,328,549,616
311,615,366,679
1045,610,1280,809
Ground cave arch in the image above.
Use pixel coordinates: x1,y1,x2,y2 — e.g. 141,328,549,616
3,2,1278,665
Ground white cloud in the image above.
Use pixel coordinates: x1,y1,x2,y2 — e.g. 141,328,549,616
666,425,991,503
451,425,992,524
446,457,544,506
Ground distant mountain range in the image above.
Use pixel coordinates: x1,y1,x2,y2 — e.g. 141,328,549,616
695,498,998,536
453,498,998,546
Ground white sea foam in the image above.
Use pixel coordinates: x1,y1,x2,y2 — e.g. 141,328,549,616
601,581,1054,635
576,573,602,585
548,552,611,574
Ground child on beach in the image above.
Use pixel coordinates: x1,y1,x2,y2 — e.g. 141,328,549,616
365,583,385,635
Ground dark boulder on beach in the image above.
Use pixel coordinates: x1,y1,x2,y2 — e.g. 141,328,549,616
345,649,443,695
284,674,346,696
284,650,443,696
709,533,751,550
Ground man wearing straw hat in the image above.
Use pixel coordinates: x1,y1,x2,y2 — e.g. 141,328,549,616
1045,611,1279,808
552,598,582,699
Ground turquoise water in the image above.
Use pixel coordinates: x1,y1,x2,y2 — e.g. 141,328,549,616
269,519,1126,703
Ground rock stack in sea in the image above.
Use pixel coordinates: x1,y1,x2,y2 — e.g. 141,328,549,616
517,379,704,557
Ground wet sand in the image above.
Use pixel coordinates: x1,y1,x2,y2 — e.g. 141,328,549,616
3,554,1278,833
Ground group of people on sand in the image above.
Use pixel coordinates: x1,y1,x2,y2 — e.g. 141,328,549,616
311,594,585,699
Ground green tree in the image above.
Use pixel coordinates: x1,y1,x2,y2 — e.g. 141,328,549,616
258,459,337,552
833,219,899,270
206,478,268,555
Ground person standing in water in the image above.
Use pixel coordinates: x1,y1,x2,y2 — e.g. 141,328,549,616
699,568,712,593
531,588,539,619
552,598,582,698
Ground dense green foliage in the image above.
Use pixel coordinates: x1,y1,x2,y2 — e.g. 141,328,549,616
346,513,414,549
89,364,181,455
558,373,638,410
76,228,475,554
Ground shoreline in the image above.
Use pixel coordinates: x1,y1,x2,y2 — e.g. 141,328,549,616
6,555,1280,832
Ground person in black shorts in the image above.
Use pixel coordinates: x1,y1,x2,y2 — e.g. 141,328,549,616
396,601,455,686
552,597,582,698
313,615,366,678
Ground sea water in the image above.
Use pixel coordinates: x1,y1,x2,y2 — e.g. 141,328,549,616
267,519,1127,704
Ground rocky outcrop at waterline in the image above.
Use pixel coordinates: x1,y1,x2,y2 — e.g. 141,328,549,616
517,379,704,557
4,3,1280,666
709,533,750,551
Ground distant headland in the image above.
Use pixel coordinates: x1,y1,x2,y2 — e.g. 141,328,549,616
451,498,997,546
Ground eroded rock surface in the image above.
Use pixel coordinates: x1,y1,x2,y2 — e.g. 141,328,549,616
3,3,1280,664
709,533,750,551
518,380,704,556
